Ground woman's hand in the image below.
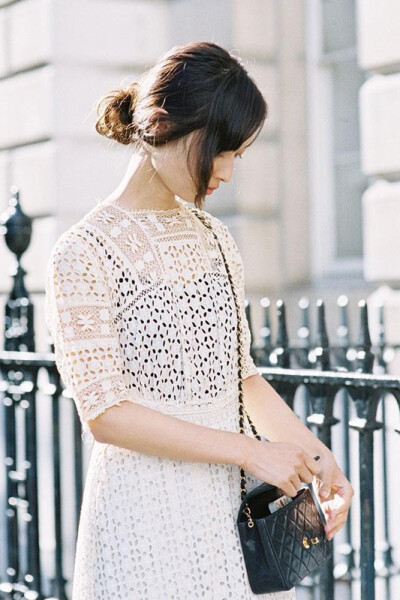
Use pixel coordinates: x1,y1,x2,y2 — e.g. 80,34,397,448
313,451,355,541
239,437,322,497
238,437,354,542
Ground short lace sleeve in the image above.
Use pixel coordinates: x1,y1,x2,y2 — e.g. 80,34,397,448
44,231,134,445
210,216,260,380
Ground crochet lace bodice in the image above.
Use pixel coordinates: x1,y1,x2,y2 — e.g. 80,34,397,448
44,196,259,446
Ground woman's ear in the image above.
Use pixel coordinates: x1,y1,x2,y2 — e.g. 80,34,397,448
148,107,170,137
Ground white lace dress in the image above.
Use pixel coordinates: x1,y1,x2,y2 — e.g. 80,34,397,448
44,196,296,600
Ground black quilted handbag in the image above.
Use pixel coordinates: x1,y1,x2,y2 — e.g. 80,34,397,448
189,205,333,594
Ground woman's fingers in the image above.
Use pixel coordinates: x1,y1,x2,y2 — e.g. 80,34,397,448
343,482,355,507
284,483,299,497
333,483,354,514
290,450,320,486
327,505,350,523
304,454,322,477
297,463,317,485
277,476,300,497
290,473,303,492
324,487,353,540
325,514,348,540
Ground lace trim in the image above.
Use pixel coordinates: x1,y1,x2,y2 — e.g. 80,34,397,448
101,196,187,215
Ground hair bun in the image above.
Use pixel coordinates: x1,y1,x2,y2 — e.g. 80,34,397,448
95,83,139,145
94,42,267,211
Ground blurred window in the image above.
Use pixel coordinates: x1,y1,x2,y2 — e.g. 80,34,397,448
308,0,368,278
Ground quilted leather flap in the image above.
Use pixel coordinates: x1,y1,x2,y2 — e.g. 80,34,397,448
258,487,333,582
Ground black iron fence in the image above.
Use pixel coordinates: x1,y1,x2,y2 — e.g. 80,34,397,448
1,189,400,600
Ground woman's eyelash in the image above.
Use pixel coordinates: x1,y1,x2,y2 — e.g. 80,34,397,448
217,152,243,159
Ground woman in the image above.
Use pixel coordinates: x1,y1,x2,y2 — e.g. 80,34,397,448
45,41,353,599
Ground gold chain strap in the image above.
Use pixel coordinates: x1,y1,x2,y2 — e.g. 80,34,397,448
188,205,261,526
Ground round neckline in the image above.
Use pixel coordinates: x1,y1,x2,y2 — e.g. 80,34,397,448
103,197,188,216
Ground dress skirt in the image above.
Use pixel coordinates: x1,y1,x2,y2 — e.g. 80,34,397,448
71,389,296,600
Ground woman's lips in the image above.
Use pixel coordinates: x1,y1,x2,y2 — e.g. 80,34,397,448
206,187,217,195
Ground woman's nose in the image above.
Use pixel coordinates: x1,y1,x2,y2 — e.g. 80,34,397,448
215,160,234,184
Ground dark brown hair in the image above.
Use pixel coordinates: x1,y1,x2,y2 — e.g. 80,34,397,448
95,41,268,209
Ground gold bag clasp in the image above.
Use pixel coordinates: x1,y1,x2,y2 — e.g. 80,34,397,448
303,536,320,549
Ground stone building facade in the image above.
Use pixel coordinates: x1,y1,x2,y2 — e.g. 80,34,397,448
0,0,398,352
